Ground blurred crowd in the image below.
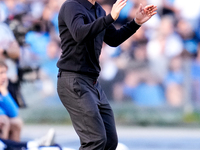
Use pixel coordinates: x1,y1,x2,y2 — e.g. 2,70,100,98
0,0,63,107
0,0,200,108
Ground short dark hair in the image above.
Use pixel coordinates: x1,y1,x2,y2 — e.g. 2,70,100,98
0,61,8,69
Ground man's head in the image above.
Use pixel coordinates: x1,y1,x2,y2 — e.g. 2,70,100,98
0,61,8,86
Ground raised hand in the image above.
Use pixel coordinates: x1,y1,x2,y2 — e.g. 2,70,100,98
111,0,127,21
135,4,157,25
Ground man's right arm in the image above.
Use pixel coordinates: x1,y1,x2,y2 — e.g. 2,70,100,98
104,2,157,47
60,2,114,43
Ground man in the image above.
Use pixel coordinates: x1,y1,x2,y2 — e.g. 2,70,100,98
57,0,157,149
0,61,23,142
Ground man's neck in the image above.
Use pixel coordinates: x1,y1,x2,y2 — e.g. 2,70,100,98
88,0,95,5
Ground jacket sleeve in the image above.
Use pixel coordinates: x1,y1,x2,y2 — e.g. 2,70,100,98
61,2,114,43
104,19,141,47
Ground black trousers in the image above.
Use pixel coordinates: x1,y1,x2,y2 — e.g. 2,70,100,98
57,71,118,150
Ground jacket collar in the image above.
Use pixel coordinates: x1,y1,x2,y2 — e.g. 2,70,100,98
76,0,98,10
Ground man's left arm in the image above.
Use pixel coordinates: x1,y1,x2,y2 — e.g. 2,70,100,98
104,19,141,47
104,4,157,47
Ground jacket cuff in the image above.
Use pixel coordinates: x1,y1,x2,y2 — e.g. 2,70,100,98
131,19,141,29
104,14,115,26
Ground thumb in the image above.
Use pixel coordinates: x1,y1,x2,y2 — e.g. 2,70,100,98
139,3,143,12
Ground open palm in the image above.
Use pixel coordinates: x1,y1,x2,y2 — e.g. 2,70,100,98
135,4,157,25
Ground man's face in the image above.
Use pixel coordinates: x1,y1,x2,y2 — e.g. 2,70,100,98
0,66,7,86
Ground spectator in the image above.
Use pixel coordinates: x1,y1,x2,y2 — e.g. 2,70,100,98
161,0,177,16
115,69,140,102
0,0,23,21
173,0,200,30
164,55,184,106
0,61,23,142
146,15,183,80
39,40,61,104
0,115,10,141
133,69,165,106
176,18,199,55
116,68,165,106
0,19,20,84
24,2,60,68
46,0,61,36
24,22,51,65
191,43,200,105
0,128,56,150
0,13,26,108
129,42,149,69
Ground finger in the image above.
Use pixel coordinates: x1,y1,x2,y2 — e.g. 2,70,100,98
144,5,157,15
147,8,157,15
147,11,157,17
152,7,158,12
116,0,127,10
139,3,143,12
120,1,127,9
115,0,125,5
117,0,127,7
150,11,157,16
144,6,157,13
149,6,157,12
144,4,156,10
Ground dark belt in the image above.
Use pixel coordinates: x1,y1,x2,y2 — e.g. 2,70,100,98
57,71,62,78
57,70,97,85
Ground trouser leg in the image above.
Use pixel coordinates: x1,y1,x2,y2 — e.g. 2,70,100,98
57,72,117,150
98,88,118,150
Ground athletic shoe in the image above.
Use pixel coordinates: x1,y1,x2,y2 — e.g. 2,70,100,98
35,128,55,146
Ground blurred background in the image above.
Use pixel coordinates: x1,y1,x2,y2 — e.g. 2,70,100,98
0,0,200,149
